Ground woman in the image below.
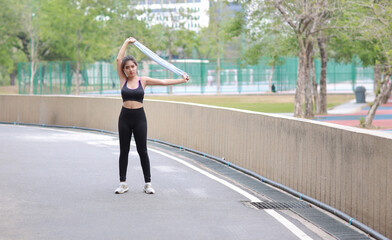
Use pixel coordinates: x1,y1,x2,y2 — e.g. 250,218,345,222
115,37,189,194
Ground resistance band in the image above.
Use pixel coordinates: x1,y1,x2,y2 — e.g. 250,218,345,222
133,40,188,78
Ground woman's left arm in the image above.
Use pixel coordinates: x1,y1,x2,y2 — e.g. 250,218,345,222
144,73,189,86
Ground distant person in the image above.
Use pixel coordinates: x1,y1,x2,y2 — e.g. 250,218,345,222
271,84,276,93
115,37,189,194
207,74,214,86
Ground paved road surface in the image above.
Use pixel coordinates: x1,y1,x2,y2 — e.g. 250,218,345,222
0,125,370,240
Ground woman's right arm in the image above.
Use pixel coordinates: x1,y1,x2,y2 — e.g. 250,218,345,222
116,37,136,87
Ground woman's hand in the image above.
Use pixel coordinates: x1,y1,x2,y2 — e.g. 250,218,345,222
125,37,136,44
182,73,189,83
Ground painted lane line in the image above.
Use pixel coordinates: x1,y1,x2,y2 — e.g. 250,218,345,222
265,209,313,240
146,146,314,240
148,147,261,203
53,129,312,240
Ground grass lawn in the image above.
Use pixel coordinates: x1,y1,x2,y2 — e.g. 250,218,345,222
0,85,355,114
0,85,18,94
145,94,355,113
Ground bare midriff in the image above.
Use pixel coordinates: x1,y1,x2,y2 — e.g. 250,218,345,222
123,100,143,109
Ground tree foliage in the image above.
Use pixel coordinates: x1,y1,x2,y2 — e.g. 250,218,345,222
1,0,391,120
346,0,392,127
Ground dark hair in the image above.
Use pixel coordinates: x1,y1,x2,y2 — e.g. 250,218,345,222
121,55,138,75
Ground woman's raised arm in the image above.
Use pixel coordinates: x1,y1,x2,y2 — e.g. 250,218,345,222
116,37,136,86
144,73,189,86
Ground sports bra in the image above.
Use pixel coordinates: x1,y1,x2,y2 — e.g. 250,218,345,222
121,78,144,103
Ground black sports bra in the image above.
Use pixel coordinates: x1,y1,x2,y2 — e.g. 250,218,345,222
121,78,144,103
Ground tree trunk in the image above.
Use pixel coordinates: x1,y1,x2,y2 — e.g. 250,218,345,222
76,41,80,95
317,36,327,114
29,37,36,95
269,65,275,92
76,31,83,95
374,64,381,94
304,42,314,119
380,76,391,104
365,74,390,128
10,70,17,86
294,49,305,118
311,58,319,114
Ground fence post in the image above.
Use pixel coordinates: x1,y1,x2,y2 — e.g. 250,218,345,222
82,63,89,91
92,63,96,92
200,60,205,94
100,62,103,94
256,60,262,92
39,63,43,94
237,59,242,93
351,60,356,91
32,63,37,95
17,63,21,94
49,62,52,94
65,62,71,94
59,62,62,94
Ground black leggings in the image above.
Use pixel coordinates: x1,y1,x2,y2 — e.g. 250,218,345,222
118,107,151,183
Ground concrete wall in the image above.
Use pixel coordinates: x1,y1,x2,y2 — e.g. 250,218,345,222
1,94,391,238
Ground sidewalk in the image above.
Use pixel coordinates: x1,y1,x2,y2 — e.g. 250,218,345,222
315,93,392,132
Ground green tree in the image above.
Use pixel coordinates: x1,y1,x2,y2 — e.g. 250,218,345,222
239,0,344,118
0,0,55,89
39,0,137,94
12,0,43,94
227,5,297,92
140,4,198,93
0,0,23,85
354,1,392,127
330,0,392,127
107,0,150,60
196,0,235,93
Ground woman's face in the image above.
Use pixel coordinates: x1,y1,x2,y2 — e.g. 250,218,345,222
123,60,138,77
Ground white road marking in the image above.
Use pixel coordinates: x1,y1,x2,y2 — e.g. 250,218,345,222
265,209,314,240
147,147,261,203
146,146,314,240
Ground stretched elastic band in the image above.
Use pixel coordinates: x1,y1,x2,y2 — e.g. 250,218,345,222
134,41,187,78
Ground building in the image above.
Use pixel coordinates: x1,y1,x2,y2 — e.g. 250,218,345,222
136,0,210,32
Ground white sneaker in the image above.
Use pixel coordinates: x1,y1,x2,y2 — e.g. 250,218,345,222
115,182,128,194
144,183,155,194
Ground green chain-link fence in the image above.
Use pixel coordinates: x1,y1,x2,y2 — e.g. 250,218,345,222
18,57,374,95
18,61,118,95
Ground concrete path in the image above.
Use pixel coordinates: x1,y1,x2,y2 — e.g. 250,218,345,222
0,125,370,240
